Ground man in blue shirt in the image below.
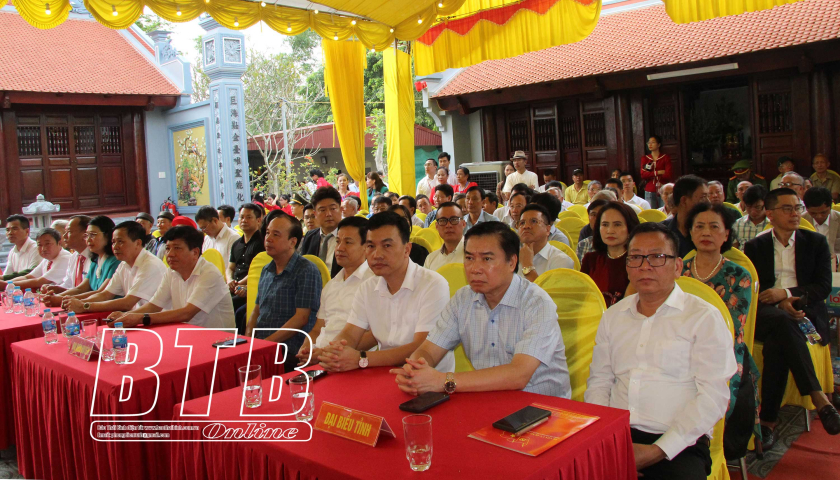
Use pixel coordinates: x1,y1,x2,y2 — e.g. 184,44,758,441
246,210,322,373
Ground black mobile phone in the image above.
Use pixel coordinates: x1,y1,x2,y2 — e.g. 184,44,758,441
493,406,552,435
399,392,450,413
211,338,247,348
285,369,328,384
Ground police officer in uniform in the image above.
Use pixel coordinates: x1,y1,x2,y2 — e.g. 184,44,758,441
727,159,767,203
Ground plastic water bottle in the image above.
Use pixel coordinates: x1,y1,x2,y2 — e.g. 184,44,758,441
42,309,58,344
3,282,13,313
113,322,128,364
798,318,821,345
23,289,37,317
64,312,80,341
13,287,24,314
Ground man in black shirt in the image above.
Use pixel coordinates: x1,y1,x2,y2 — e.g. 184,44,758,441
228,203,265,333
660,175,710,258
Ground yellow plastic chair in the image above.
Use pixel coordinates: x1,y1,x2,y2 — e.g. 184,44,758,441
201,248,226,276
559,182,567,191
558,217,587,248
302,254,331,288
246,252,272,323
567,204,588,220
533,269,606,402
416,211,427,222
549,240,580,271
411,236,434,256
354,212,367,218
831,204,840,212
723,202,743,215
762,219,816,232
360,210,369,216
435,263,475,373
152,230,162,238
557,211,581,221
414,227,443,251
638,209,667,223
676,277,734,480
234,225,244,236
410,224,423,238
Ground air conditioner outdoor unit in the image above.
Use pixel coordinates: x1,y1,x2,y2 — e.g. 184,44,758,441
459,161,509,194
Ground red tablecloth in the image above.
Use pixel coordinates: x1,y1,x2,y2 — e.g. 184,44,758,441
170,367,636,480
0,307,108,450
11,324,284,480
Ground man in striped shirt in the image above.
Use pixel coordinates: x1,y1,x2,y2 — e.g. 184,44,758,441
732,184,769,251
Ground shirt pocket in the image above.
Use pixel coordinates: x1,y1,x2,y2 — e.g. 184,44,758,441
654,339,691,378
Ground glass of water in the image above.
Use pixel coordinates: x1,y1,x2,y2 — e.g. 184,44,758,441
238,365,262,408
96,328,114,361
82,319,98,339
403,414,432,472
289,374,315,421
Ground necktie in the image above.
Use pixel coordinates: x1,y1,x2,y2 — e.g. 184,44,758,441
47,261,53,271
319,233,333,262
75,257,86,286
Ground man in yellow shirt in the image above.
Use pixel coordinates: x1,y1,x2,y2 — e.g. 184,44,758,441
564,168,589,205
810,153,840,203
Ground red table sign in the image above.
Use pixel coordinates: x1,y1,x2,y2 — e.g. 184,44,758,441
313,401,395,447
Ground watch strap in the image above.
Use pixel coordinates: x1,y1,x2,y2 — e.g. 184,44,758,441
142,314,151,327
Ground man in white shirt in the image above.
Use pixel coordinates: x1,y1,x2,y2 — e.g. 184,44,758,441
416,158,439,197
195,206,240,279
803,186,840,257
107,226,235,329
64,221,166,314
619,171,652,210
398,195,426,228
3,228,72,291
657,183,675,216
463,186,500,232
547,184,574,211
296,217,375,364
438,152,457,186
416,195,433,216
340,196,360,219
319,212,455,373
531,193,571,246
44,215,92,293
3,215,41,279
537,169,557,193
502,151,539,201
586,222,736,478
517,205,573,282
424,203,466,271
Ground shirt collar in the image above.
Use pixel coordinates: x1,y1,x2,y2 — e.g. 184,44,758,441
441,237,465,255
534,242,553,260
16,237,36,254
771,228,796,248
375,260,418,295
347,261,370,281
320,228,336,238
619,283,686,315
472,273,523,309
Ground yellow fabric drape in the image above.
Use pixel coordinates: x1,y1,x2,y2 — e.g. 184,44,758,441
662,0,802,23
322,39,369,211
414,0,601,76
383,47,415,197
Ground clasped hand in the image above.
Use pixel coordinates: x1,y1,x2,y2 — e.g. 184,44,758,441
390,358,444,396
318,339,360,372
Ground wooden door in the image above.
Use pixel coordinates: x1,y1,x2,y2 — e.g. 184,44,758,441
647,91,683,180
530,103,560,187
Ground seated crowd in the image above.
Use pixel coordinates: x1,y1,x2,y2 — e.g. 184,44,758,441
6,148,840,478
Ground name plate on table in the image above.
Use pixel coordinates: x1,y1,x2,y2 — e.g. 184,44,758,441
313,401,395,447
67,336,99,361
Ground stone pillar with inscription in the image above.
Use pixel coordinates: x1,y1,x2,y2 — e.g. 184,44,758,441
199,16,251,207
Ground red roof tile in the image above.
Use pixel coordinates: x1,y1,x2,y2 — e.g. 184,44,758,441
0,12,179,96
434,0,840,97
247,119,442,151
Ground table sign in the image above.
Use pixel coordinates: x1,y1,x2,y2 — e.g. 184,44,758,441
313,401,395,447
468,403,599,457
67,335,99,361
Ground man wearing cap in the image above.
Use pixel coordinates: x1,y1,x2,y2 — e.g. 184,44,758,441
289,193,306,222
565,169,589,205
770,156,796,190
136,213,157,253
726,160,766,203
502,151,539,201
148,212,174,259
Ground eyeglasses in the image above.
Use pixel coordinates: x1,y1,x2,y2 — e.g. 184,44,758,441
83,232,101,240
626,254,677,268
778,182,802,188
436,216,461,226
769,204,805,214
518,218,547,228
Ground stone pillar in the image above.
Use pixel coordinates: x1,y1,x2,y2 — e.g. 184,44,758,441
200,17,251,207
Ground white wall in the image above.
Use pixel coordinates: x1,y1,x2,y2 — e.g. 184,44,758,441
143,108,172,214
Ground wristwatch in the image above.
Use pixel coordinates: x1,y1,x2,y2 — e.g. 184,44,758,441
521,265,535,276
444,372,456,394
83,302,91,312
142,314,152,327
358,351,369,369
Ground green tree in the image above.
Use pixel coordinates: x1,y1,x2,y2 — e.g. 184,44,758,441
191,36,211,103
134,13,174,34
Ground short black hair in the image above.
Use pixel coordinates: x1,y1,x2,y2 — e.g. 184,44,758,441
239,203,263,218
416,194,430,203
425,158,438,167
262,210,303,248
628,221,680,257
436,201,463,215
649,134,663,145
742,184,767,207
511,183,533,196
520,204,552,224
310,186,342,208
218,205,236,221
765,187,798,210
509,191,531,204
457,166,471,180
385,191,400,202
367,211,411,244
464,221,521,273
303,203,315,213
465,185,485,200
673,174,707,207
605,178,623,189
592,202,640,253
309,168,324,178
372,195,393,207
804,186,833,209
36,227,61,244
619,171,634,180
162,225,205,253
70,215,91,231
195,205,220,223
587,199,611,213
485,192,499,205
268,193,277,199
337,216,369,244
6,214,29,230
113,220,148,244
438,152,450,162
89,215,116,259
684,202,735,253
546,180,563,189
453,193,466,203
530,193,562,221
543,168,556,177
435,183,454,198
388,204,413,223
398,195,417,211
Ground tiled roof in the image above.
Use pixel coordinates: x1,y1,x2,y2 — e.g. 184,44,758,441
247,119,442,151
0,12,179,96
434,0,840,97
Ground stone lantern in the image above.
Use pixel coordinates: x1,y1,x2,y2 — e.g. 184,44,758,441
22,194,61,231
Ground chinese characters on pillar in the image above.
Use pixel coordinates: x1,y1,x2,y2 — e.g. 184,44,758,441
230,90,246,203
213,90,225,201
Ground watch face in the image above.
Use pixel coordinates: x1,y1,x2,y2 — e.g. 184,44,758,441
444,382,456,394
359,357,369,368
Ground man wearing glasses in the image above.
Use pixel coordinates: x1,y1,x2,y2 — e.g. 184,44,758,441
779,172,807,205
424,202,466,271
299,186,343,278
744,188,840,449
517,204,573,282
586,222,736,479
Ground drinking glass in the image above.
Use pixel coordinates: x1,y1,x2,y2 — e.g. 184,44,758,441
403,415,433,472
288,374,314,421
82,319,97,339
96,327,114,361
238,365,262,408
